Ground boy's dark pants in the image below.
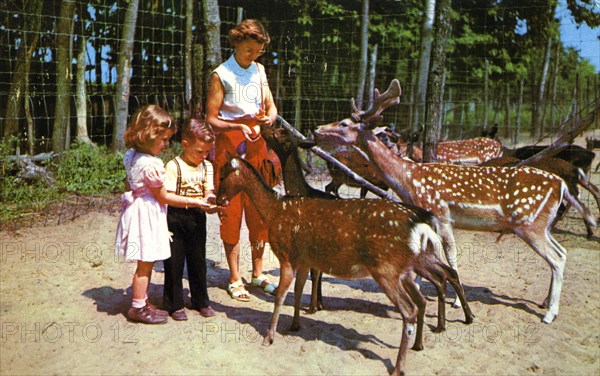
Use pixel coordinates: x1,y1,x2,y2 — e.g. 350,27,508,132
163,207,210,312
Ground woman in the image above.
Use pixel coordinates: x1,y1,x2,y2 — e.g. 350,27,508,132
206,19,279,301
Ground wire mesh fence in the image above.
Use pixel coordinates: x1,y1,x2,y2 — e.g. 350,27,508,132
1,1,599,155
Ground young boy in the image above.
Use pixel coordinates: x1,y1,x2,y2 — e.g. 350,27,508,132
163,118,219,320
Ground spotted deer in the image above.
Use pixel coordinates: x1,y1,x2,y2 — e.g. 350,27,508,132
259,121,337,312
314,79,597,324
398,132,503,164
481,156,599,238
216,157,473,376
260,121,470,323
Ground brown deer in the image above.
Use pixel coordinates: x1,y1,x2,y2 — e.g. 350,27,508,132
259,121,336,312
397,128,503,164
260,121,470,322
216,157,474,376
324,128,400,198
481,156,600,238
325,149,390,198
314,79,597,324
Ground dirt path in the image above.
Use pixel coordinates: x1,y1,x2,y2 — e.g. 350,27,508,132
1,162,599,375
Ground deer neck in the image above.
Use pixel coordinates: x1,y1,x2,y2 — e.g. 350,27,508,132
357,129,416,203
282,152,313,196
240,170,282,224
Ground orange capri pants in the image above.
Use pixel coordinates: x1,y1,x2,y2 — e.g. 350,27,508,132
213,119,269,245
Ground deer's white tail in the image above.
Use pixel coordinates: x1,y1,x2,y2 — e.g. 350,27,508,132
409,223,444,256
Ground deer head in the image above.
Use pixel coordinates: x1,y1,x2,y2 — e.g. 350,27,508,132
314,79,402,146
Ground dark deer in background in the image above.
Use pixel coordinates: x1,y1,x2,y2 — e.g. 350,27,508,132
504,144,596,176
314,79,597,323
216,157,473,376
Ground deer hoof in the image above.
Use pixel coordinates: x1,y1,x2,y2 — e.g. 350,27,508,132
432,325,446,333
411,342,424,351
542,312,556,324
262,335,274,346
290,323,301,332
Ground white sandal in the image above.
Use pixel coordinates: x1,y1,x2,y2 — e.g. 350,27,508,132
227,280,251,301
251,275,278,295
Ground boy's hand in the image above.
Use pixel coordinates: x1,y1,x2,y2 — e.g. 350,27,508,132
193,197,221,214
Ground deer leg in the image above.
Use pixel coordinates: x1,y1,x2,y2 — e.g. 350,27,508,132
371,274,417,376
439,263,474,325
263,262,295,346
401,274,427,351
413,266,446,332
438,221,462,308
291,267,310,332
514,228,566,324
561,185,597,238
578,176,600,218
308,268,323,313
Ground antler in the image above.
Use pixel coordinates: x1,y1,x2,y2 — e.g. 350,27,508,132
351,79,402,128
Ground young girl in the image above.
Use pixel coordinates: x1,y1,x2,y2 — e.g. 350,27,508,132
115,104,217,324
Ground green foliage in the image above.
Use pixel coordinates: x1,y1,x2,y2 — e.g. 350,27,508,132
53,141,125,194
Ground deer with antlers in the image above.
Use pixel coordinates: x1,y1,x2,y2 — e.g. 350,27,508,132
314,79,597,324
259,121,473,325
216,157,473,376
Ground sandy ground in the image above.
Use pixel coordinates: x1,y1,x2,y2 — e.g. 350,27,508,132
1,149,600,375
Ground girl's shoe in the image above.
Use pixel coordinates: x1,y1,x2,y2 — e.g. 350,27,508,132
127,305,168,324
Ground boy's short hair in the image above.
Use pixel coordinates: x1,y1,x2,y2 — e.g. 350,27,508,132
182,118,215,144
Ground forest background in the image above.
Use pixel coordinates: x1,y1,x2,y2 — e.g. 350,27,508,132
1,0,599,219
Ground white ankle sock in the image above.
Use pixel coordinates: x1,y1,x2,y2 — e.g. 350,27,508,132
132,298,146,308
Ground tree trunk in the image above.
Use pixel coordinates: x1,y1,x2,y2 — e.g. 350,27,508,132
514,79,524,145
483,59,489,130
412,0,435,132
355,0,369,110
112,0,140,152
550,40,560,131
185,0,194,114
503,82,511,141
52,0,76,153
423,0,452,162
192,43,204,118
25,34,37,155
366,44,378,108
531,24,554,141
534,38,552,140
3,0,43,151
202,0,222,76
75,35,93,145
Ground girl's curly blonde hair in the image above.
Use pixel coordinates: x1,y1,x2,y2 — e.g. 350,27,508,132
124,104,177,151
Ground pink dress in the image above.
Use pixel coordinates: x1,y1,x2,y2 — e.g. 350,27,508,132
115,149,171,262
